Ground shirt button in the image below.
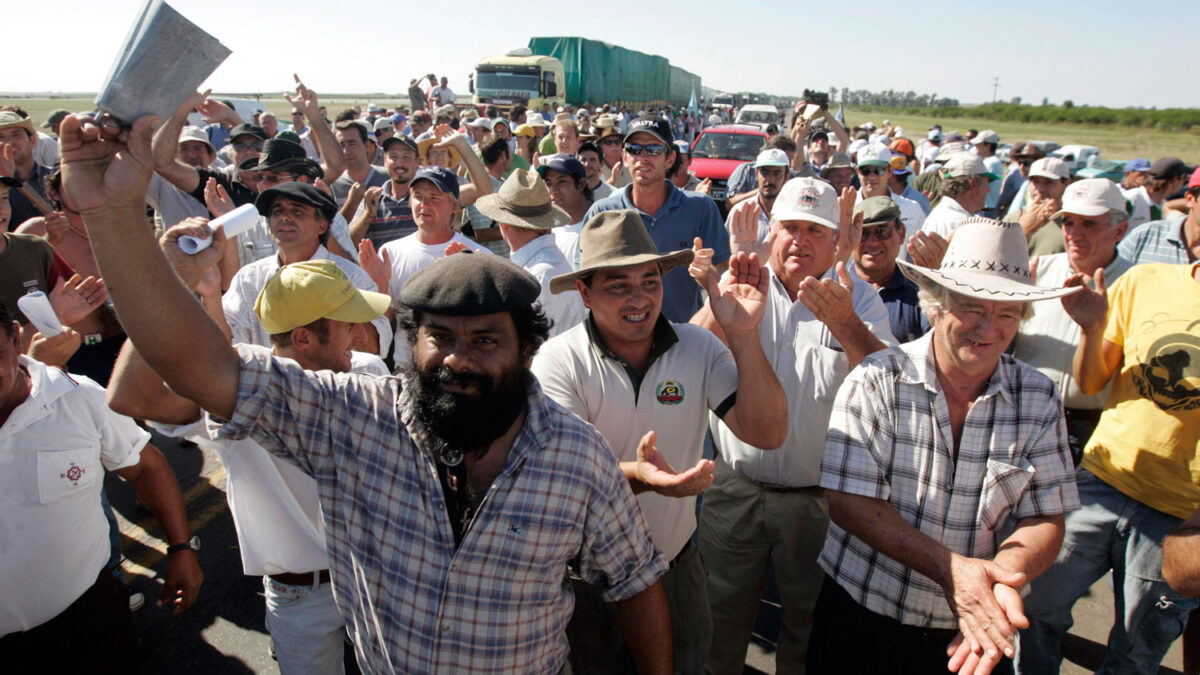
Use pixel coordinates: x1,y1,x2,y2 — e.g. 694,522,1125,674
441,623,450,633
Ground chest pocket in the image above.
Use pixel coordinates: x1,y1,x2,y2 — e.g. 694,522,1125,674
37,448,101,505
977,459,1034,531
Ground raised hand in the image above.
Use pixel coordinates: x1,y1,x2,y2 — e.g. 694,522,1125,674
358,238,392,294
194,91,238,127
48,274,108,325
203,178,235,218
797,261,855,329
729,200,773,261
313,177,334,197
1060,267,1106,334
607,161,624,186
688,236,715,289
59,112,158,216
0,142,15,178
362,186,383,215
634,430,715,498
444,240,469,256
704,251,768,334
283,74,320,121
906,230,950,269
43,211,70,247
834,186,862,266
159,218,225,290
695,177,712,196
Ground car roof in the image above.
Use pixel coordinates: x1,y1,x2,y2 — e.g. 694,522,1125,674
739,104,778,112
699,124,769,136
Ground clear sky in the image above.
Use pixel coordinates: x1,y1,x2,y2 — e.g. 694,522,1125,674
8,0,1199,109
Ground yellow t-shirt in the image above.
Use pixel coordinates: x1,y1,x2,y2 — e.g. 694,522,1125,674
1082,263,1200,519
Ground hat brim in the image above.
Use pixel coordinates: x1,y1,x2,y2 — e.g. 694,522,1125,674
896,259,1083,302
324,287,393,325
769,210,839,230
1051,205,1110,220
857,160,888,168
549,249,694,294
417,138,461,170
475,195,572,231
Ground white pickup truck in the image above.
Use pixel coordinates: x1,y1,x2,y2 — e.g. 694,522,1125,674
1050,144,1101,172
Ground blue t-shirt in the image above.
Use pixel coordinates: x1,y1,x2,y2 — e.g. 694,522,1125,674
586,181,730,323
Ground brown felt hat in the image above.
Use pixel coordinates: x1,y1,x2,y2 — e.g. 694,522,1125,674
549,209,693,294
474,169,571,231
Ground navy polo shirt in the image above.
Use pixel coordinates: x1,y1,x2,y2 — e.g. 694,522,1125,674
877,267,929,344
586,181,730,323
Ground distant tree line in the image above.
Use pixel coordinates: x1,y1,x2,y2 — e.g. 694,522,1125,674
830,87,960,108
846,99,1200,132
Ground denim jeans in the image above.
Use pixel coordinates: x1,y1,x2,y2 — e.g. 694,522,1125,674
1018,469,1198,674
262,576,347,675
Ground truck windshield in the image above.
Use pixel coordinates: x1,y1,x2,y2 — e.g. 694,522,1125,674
477,70,540,94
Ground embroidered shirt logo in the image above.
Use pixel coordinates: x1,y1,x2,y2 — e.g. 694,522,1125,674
60,462,86,486
655,380,684,405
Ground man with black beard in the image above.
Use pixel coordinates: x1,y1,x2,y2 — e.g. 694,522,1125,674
61,108,672,673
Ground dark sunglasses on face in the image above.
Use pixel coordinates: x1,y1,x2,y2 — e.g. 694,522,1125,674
625,143,668,157
861,222,900,242
858,165,887,176
600,138,623,146
233,141,264,152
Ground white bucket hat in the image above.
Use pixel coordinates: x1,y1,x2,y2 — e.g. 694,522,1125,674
896,217,1083,301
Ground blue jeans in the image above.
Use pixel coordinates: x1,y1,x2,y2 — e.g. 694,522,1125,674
1018,469,1198,674
262,576,347,675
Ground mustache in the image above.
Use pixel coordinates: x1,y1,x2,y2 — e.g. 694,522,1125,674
427,365,490,390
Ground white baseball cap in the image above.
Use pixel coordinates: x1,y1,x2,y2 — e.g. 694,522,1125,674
928,128,945,141
1053,178,1127,219
1029,157,1070,181
755,148,790,168
772,177,840,229
847,138,869,157
942,152,999,180
971,130,1000,145
857,144,893,168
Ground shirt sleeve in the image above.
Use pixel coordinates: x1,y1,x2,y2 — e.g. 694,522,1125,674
697,198,731,264
530,343,590,421
221,271,258,345
819,360,894,501
78,380,152,471
1102,268,1135,347
702,331,739,415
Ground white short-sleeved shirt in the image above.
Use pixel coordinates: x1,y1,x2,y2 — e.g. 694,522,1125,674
379,231,490,303
553,221,584,270
1013,253,1133,409
711,265,895,487
509,235,587,337
1122,185,1165,229
920,196,974,239
532,319,738,559
222,245,393,357
0,357,150,634
157,352,389,576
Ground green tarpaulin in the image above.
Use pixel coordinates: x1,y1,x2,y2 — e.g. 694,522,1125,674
528,36,699,108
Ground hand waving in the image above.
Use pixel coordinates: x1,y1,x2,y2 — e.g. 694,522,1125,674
1060,267,1106,334
634,430,715,498
729,200,773,261
704,251,768,334
48,274,108,325
833,186,862,266
358,239,392,294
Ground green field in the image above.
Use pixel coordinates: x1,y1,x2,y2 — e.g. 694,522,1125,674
840,106,1200,163
7,96,1200,164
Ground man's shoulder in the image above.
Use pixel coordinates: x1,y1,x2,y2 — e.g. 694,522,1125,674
588,190,629,214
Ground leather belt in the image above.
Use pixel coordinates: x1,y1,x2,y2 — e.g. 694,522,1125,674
268,570,330,586
1064,407,1103,423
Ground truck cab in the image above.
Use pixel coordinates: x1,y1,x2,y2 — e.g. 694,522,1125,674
471,49,565,115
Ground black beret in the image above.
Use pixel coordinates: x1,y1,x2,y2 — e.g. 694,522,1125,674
255,182,337,223
400,252,540,316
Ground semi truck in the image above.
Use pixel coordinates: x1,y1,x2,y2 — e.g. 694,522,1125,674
470,37,701,113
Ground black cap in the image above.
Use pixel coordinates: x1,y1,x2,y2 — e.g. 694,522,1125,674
807,129,829,144
400,252,540,316
410,166,460,200
382,135,418,154
0,176,20,188
254,138,322,178
255,182,337,223
1149,156,1188,180
577,140,602,158
228,123,268,142
624,116,673,145
536,154,586,180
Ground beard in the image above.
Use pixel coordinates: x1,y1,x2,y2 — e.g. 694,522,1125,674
401,361,527,455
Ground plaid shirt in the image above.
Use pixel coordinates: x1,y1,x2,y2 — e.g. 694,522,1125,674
818,333,1079,628
1118,216,1192,265
211,345,666,673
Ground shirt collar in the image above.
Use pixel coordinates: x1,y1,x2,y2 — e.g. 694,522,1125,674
1168,216,1188,245
585,313,677,365
618,180,682,219
509,233,555,268
902,331,1014,405
883,265,912,290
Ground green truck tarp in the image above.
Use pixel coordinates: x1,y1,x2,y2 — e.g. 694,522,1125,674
527,36,699,108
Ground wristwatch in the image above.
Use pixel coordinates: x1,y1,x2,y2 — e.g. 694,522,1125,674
167,535,201,555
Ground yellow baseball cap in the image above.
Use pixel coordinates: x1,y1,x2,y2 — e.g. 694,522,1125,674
255,260,391,335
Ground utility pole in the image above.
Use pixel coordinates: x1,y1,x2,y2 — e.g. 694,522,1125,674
992,77,999,104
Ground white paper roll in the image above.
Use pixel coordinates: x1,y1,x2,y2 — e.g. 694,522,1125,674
179,203,260,255
17,291,64,338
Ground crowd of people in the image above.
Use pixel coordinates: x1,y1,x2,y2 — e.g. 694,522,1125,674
0,72,1198,675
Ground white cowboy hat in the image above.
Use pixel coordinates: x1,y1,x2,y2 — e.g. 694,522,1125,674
896,217,1082,301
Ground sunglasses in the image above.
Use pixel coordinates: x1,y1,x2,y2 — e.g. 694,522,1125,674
624,143,669,157
1017,160,1033,167
600,138,623,147
861,222,900,242
233,141,264,152
858,165,887,176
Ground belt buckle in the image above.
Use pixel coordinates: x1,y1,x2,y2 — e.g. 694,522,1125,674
83,333,103,346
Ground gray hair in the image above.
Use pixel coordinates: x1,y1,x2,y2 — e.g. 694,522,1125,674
1108,208,1129,228
917,280,1034,323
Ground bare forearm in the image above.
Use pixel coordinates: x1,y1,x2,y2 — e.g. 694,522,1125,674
620,461,652,494
457,147,492,207
120,444,193,548
827,316,888,368
84,206,239,419
991,515,1064,581
617,582,673,675
828,491,952,587
724,189,757,210
311,120,345,182
107,340,201,425
1073,329,1114,395
1165,523,1200,597
348,208,373,245
725,328,787,448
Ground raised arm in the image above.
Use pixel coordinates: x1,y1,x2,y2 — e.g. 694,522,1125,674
1062,269,1121,395
448,134,493,207
151,92,207,194
60,113,240,420
285,75,345,183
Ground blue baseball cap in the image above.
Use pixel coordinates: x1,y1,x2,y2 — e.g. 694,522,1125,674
1124,158,1151,173
411,166,460,199
392,112,408,124
536,154,586,180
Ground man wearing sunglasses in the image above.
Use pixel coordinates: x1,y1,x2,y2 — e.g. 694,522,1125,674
855,144,926,246
998,142,1045,220
584,117,730,322
851,197,929,344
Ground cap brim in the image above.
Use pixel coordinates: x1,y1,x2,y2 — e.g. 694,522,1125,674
857,160,888,168
549,249,694,294
475,196,572,231
769,210,839,229
324,288,393,324
1027,170,1063,181
1051,205,1109,220
896,260,1083,301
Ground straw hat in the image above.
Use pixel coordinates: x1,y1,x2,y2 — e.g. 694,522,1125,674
474,169,571,231
549,210,694,293
896,217,1082,301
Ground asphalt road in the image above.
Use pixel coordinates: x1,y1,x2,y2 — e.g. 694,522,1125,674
111,432,1186,674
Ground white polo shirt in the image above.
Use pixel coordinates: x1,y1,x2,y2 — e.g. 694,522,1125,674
508,235,587,337
711,265,895,488
920,195,974,239
1,357,149,634
160,352,389,576
1013,252,1133,410
532,318,738,559
552,220,584,270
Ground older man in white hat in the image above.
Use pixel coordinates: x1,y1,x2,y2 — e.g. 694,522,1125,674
475,169,586,336
920,153,999,240
809,217,1081,675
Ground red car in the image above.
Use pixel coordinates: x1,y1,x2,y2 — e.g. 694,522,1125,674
688,124,769,204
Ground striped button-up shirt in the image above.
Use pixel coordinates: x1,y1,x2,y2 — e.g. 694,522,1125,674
1118,216,1193,265
211,344,666,673
818,332,1079,628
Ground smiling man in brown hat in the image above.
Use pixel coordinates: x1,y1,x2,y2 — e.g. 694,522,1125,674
810,217,1081,675
532,209,787,672
475,169,585,335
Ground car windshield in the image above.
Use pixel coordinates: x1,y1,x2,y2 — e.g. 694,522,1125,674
737,110,779,125
692,133,764,161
